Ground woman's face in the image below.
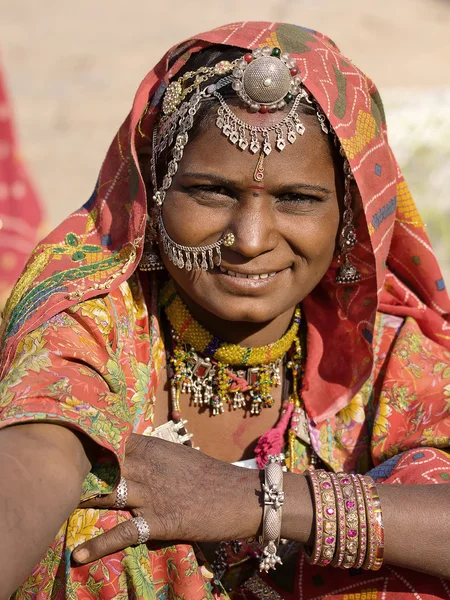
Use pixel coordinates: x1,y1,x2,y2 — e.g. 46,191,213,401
158,107,341,325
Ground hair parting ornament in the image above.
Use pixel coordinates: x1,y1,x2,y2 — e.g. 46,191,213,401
139,45,360,284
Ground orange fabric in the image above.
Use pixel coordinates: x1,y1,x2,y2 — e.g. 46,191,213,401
1,22,450,600
1,23,448,423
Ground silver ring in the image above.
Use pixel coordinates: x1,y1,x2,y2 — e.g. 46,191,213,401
131,516,151,544
113,476,128,509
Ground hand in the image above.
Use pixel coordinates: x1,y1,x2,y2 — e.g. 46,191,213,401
72,433,261,564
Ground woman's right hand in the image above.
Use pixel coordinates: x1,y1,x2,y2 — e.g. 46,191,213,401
72,433,262,564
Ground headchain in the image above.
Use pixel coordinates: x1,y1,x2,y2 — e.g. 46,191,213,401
139,45,360,284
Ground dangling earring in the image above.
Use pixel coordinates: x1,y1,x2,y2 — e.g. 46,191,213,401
139,214,165,272
335,159,361,284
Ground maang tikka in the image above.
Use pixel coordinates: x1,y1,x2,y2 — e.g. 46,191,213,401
140,46,343,274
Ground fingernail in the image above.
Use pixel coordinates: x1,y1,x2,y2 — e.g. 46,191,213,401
73,548,90,563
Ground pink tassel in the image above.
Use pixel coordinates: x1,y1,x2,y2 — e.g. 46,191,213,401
254,402,294,469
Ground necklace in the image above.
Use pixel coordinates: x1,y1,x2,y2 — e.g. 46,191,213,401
160,280,302,416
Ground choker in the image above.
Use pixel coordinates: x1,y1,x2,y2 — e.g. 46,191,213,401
160,280,302,416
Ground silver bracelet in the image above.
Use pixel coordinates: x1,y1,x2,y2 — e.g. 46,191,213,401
259,454,285,572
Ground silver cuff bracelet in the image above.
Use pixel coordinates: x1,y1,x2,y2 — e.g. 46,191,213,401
259,454,285,572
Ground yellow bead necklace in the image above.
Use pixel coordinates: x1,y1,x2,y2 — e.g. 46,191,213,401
161,279,302,416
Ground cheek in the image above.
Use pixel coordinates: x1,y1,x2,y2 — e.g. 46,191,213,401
285,206,340,262
161,195,229,245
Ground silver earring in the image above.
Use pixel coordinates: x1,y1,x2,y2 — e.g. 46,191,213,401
335,159,361,284
139,215,165,272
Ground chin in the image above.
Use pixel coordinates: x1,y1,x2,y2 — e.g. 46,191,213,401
194,290,296,324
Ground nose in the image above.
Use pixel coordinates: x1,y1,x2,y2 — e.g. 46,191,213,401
229,195,278,259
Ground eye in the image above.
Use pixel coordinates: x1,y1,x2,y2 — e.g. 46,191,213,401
183,185,235,203
277,193,323,204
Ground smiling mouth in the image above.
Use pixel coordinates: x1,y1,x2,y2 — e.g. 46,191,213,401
218,266,280,279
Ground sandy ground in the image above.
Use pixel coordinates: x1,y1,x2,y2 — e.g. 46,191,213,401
1,0,449,288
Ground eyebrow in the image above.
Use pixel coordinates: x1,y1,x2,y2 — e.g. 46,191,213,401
181,172,332,195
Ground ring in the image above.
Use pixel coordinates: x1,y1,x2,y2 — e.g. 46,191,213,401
131,516,151,544
113,476,128,509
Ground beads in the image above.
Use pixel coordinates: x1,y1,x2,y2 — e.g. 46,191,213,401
161,279,303,417
161,279,301,367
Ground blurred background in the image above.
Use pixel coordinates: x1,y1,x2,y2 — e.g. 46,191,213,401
0,0,449,287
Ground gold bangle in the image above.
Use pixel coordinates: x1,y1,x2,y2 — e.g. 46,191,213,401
353,475,368,569
329,473,346,567
369,481,385,570
304,469,339,566
303,469,325,565
337,473,359,569
360,475,384,570
317,471,338,566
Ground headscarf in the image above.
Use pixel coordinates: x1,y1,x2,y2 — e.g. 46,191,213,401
0,57,44,309
1,22,449,423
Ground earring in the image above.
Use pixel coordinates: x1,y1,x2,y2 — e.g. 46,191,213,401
335,160,361,284
139,215,165,272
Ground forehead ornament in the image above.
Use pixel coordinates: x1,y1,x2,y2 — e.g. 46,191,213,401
142,47,334,275
231,46,302,113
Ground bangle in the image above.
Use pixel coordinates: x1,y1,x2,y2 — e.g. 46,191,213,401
369,479,385,570
259,454,285,572
337,473,359,569
359,475,384,570
329,473,346,567
352,475,368,569
303,469,324,565
304,469,338,566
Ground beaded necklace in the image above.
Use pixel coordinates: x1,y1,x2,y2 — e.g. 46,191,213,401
160,279,302,416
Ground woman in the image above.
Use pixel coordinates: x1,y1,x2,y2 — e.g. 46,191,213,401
1,21,450,599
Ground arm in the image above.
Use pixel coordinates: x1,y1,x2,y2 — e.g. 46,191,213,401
0,423,92,598
73,435,450,579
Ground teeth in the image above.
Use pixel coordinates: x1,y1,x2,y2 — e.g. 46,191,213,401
219,266,277,279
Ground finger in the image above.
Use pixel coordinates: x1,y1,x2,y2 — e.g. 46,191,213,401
72,517,147,564
78,480,144,509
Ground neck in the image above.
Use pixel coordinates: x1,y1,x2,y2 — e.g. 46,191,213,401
177,288,296,348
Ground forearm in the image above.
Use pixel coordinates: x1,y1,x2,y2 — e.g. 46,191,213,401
0,423,92,597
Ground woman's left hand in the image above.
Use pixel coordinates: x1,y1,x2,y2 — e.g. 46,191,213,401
72,433,261,564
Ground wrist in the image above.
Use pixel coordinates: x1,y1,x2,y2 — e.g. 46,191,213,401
281,473,314,543
217,465,262,541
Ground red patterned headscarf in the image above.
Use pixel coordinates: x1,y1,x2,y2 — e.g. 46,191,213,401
1,23,449,422
0,58,44,309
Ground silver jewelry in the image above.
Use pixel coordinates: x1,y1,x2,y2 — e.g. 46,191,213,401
335,158,361,284
139,215,165,271
231,46,302,112
259,454,286,572
158,209,234,271
113,476,128,510
148,48,329,273
214,91,306,156
131,515,151,544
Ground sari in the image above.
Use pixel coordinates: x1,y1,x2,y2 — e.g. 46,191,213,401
0,58,44,310
1,22,450,599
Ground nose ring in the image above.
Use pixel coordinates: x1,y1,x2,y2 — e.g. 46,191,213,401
223,233,235,247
